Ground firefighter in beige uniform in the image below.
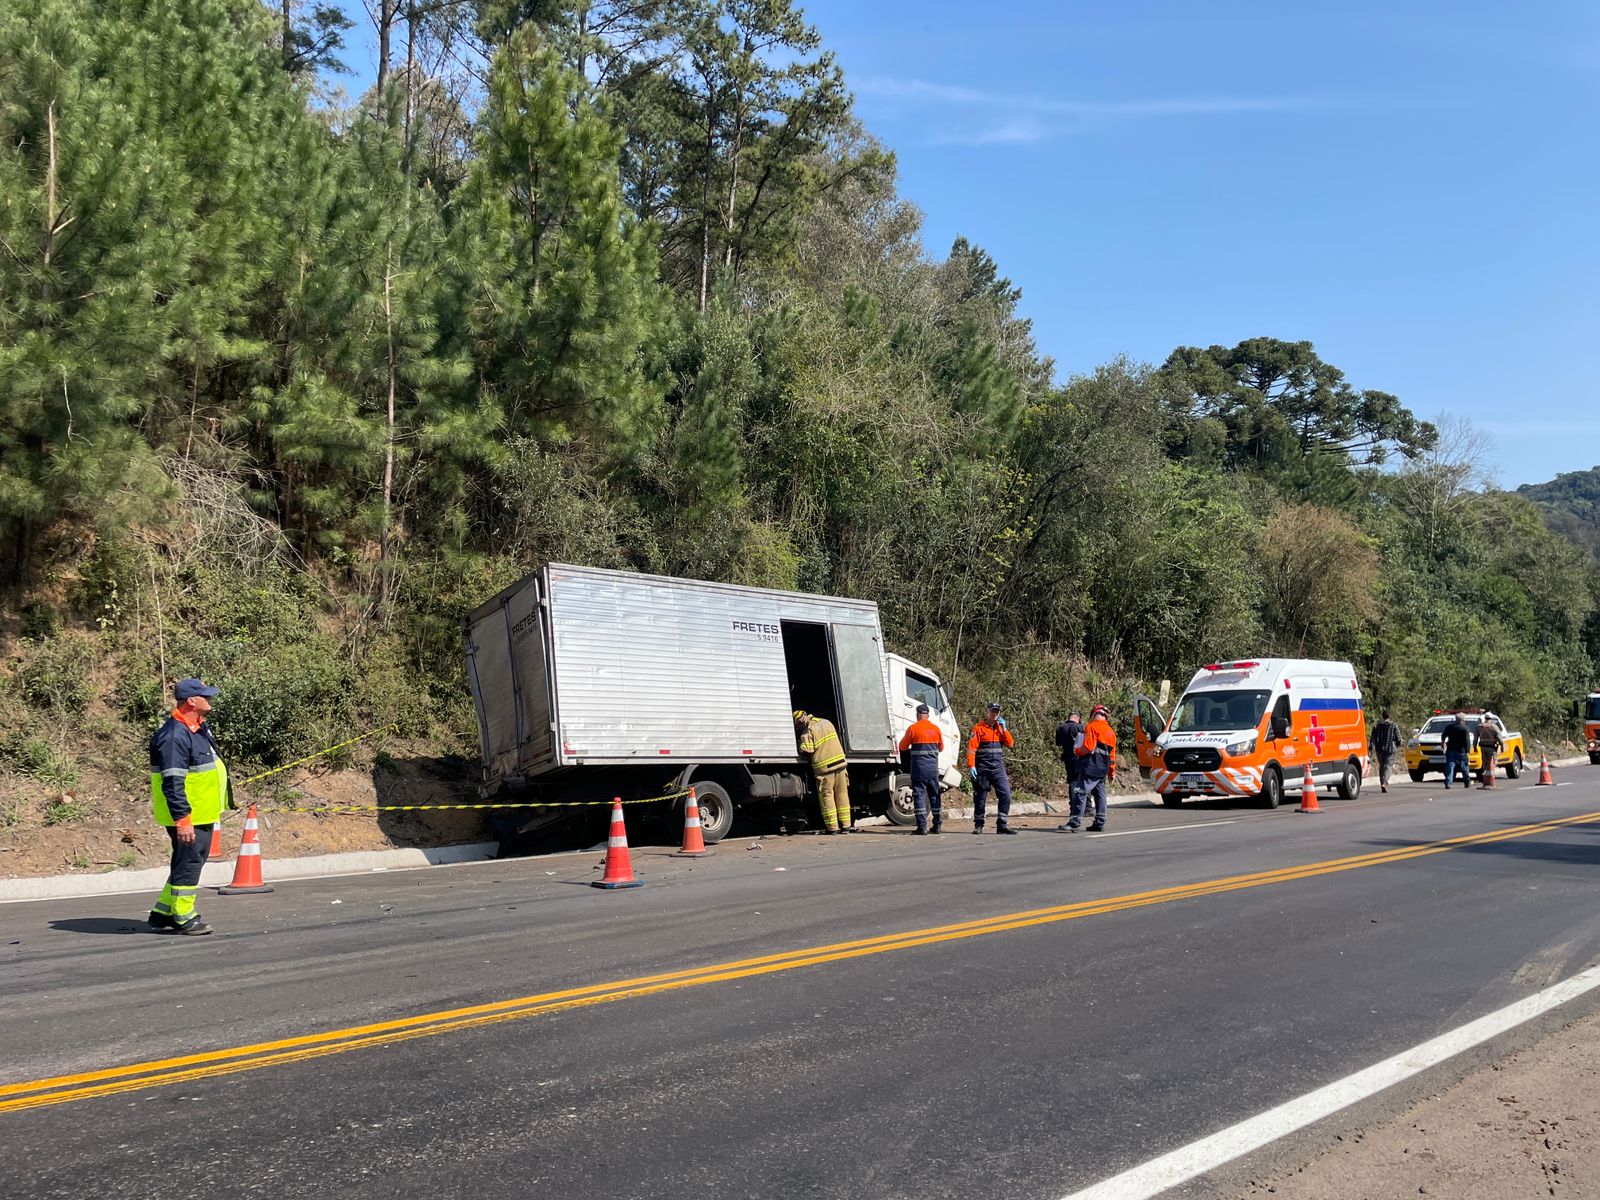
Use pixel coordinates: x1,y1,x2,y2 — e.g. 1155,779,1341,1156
795,710,852,834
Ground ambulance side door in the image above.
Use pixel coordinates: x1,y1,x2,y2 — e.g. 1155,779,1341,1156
1133,695,1167,780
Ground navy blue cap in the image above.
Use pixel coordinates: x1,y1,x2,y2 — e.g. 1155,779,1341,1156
174,677,220,702
986,700,1002,711
915,703,930,715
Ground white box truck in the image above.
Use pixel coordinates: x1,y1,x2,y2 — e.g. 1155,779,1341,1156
463,564,963,841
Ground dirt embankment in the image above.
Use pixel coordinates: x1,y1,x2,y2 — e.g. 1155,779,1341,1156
1236,1010,1600,1199
0,748,490,880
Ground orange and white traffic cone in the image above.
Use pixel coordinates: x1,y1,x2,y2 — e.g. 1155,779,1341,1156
1537,753,1555,786
207,820,223,859
1297,762,1321,813
592,798,644,889
218,804,274,894
673,786,712,857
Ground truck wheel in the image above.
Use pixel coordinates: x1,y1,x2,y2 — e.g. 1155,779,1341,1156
1162,793,1183,808
1591,753,1600,766
690,781,735,844
1337,760,1362,799
885,780,918,827
1408,768,1426,783
1259,766,1283,809
1506,750,1523,779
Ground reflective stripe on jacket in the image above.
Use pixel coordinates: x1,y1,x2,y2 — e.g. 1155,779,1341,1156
898,719,944,760
967,720,1013,768
149,713,229,826
799,717,847,775
1075,717,1117,781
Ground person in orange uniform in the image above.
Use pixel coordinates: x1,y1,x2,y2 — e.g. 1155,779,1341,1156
898,702,945,835
967,701,1017,835
1070,703,1117,833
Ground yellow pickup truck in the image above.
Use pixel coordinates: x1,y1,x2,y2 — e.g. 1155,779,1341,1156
1405,709,1526,781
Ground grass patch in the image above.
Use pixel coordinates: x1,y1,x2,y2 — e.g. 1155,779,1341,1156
43,799,88,827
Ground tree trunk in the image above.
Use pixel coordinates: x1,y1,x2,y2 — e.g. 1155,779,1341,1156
722,101,742,273
282,0,293,70
380,264,397,607
698,98,716,312
377,0,394,97
403,0,417,154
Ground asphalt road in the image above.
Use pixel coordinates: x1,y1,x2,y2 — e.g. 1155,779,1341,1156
4,769,1600,1199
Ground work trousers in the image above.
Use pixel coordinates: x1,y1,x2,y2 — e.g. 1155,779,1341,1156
972,761,1012,830
1376,753,1395,787
1443,751,1469,788
1074,775,1108,825
1478,752,1499,787
152,823,213,922
910,760,941,832
816,769,851,832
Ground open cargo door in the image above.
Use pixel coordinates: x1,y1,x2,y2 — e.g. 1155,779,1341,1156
831,623,894,754
463,577,554,781
1133,694,1167,781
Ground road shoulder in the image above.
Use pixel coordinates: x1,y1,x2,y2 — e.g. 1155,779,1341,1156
1233,1005,1600,1199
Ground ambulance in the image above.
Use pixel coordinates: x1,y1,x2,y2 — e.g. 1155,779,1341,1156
1133,659,1368,808
1586,691,1600,765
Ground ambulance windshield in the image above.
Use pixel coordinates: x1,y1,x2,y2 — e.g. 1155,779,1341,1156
1587,697,1600,721
1169,689,1272,733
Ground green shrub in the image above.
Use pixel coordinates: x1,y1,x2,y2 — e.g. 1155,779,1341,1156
6,738,81,788
15,635,95,714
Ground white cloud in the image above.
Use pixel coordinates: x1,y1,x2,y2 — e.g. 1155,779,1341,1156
855,76,1334,144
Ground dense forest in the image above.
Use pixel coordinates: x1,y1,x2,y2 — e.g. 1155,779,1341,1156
3,0,1598,805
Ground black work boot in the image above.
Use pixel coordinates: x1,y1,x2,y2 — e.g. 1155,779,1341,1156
148,912,178,930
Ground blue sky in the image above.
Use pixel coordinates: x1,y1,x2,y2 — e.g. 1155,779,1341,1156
333,1,1598,487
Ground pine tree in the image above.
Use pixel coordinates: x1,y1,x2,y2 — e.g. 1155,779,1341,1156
457,29,666,454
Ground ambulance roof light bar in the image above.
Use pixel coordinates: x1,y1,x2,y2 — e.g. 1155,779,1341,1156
1201,661,1260,671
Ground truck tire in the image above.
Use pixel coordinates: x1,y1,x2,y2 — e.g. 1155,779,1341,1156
1506,750,1523,779
1408,768,1426,783
690,780,735,844
1162,793,1183,808
885,779,918,827
1337,760,1362,799
1259,765,1283,809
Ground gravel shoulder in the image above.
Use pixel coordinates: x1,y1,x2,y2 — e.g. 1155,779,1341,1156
1235,1007,1600,1200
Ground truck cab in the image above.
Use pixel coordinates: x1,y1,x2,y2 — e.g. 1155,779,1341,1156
1586,693,1600,765
881,653,964,825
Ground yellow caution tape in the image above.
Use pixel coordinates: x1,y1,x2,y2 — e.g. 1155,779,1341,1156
257,788,693,817
238,724,400,786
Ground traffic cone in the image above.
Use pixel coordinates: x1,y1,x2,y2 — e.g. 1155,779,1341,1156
1537,753,1555,786
218,804,274,894
592,798,644,890
207,820,222,859
673,786,712,857
1297,762,1322,813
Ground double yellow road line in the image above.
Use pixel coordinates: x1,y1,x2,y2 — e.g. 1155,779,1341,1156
5,810,1598,1114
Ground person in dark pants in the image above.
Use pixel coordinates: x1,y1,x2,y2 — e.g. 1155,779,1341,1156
1371,709,1403,793
1475,719,1503,789
1054,711,1084,832
966,702,1016,834
1071,704,1117,832
1441,713,1472,789
148,677,230,935
898,703,945,834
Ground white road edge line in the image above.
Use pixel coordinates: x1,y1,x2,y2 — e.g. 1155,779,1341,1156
1059,962,1600,1200
1517,782,1573,790
1086,820,1239,839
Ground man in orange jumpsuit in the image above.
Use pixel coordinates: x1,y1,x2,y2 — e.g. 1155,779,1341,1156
967,701,1016,835
898,702,944,835
1069,703,1117,833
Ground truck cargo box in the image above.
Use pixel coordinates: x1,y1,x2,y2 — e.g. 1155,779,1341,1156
463,564,897,786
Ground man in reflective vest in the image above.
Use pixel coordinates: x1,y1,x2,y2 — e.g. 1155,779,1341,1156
795,710,852,834
148,677,230,934
1071,704,1117,833
898,702,944,835
967,701,1016,834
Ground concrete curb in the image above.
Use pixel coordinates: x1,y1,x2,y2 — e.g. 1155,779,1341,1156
0,841,501,905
